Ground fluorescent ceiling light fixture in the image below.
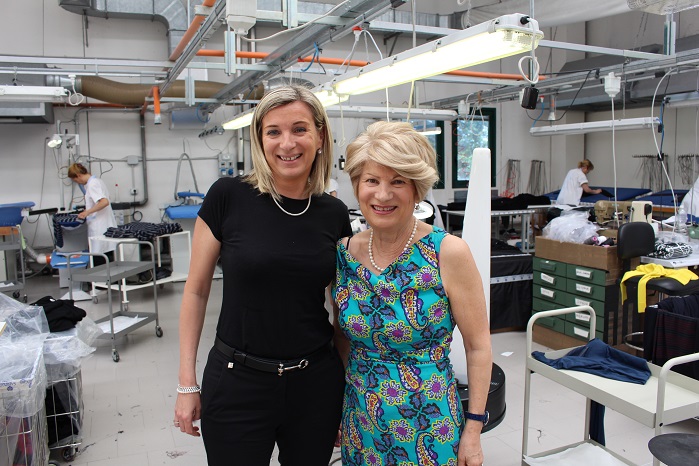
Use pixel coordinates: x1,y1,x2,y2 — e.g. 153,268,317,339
0,85,67,102
222,88,350,130
313,88,349,108
47,134,62,148
665,91,699,109
331,13,543,97
324,105,457,121
417,127,442,136
222,109,254,130
529,117,660,136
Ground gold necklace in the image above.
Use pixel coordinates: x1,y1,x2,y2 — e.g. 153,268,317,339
368,217,418,272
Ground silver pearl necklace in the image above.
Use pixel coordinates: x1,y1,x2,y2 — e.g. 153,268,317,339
272,195,312,216
368,216,418,272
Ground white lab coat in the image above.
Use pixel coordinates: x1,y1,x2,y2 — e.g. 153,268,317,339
556,168,589,205
84,176,117,253
681,176,699,218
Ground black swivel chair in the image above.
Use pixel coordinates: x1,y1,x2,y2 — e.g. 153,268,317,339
616,221,699,350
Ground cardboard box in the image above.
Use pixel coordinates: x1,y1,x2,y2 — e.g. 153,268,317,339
535,237,622,281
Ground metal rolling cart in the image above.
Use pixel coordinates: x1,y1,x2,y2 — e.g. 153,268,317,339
0,202,34,303
523,306,699,465
63,240,163,362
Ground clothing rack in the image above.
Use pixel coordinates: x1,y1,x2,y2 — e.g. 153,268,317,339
527,160,547,196
676,154,699,186
634,154,670,194
501,159,521,198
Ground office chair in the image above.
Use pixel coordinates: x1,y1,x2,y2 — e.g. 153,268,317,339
617,221,699,351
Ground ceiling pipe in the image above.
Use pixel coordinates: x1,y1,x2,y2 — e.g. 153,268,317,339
75,76,239,106
169,0,217,62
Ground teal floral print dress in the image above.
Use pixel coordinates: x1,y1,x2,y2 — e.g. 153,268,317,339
333,226,464,466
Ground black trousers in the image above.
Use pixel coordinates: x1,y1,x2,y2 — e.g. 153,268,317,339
200,344,345,466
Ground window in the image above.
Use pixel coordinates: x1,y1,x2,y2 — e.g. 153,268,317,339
451,108,496,188
409,120,445,189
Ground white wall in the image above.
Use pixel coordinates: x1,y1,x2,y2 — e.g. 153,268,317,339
3,2,699,251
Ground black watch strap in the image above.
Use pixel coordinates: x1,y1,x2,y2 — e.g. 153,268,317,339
465,410,489,426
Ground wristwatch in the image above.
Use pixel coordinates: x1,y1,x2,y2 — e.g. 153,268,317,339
465,410,489,426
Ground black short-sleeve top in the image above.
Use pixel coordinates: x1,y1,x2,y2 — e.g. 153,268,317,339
198,176,352,359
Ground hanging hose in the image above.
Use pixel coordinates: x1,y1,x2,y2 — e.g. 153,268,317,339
174,152,201,201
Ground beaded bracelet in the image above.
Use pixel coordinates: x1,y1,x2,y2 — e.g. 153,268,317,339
177,384,201,394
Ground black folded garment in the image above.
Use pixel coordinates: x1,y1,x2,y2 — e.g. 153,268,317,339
32,296,87,332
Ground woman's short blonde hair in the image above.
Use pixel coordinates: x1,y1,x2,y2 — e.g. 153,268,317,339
344,121,439,202
67,163,89,179
245,86,333,199
578,159,594,171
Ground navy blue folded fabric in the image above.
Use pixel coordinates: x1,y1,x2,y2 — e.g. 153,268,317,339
532,338,651,384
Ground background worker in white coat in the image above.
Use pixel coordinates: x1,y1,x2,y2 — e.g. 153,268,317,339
556,159,603,205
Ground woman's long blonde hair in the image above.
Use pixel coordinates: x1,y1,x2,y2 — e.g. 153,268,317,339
245,86,333,200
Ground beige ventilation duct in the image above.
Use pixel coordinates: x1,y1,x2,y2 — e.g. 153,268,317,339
73,76,258,106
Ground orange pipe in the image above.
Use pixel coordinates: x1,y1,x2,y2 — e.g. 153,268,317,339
152,86,161,124
195,49,544,81
169,0,216,62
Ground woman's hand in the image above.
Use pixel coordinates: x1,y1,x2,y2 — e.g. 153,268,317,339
458,430,484,466
173,392,202,436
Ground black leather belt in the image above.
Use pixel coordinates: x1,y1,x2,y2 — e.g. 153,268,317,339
214,336,332,376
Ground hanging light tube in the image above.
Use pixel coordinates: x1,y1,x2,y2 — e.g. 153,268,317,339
529,117,660,136
222,87,349,130
664,91,699,109
324,105,457,120
331,13,543,97
221,109,254,130
0,85,67,102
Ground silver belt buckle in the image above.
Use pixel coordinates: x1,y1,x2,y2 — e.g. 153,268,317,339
277,359,309,376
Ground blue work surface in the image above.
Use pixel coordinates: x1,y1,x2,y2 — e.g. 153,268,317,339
544,187,652,203
635,189,688,207
0,201,35,226
165,204,201,219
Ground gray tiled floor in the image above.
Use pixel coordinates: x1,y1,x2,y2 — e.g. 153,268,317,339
14,273,699,465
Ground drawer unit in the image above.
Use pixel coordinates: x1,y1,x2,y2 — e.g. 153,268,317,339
564,308,605,333
533,252,621,346
564,320,603,342
533,270,567,291
533,284,567,306
532,297,564,312
531,310,566,333
562,293,605,318
533,257,567,275
566,279,606,302
566,263,607,286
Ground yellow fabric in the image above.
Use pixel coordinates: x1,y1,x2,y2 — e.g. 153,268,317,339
620,263,698,312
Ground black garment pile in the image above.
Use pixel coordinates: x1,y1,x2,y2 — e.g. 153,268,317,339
32,296,87,332
491,193,551,211
104,221,182,242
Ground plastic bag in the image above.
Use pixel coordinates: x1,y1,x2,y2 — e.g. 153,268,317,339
0,343,47,417
542,211,599,244
0,293,49,343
